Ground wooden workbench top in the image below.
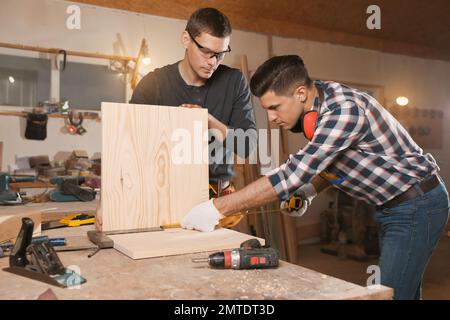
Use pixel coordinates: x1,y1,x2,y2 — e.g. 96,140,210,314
0,200,98,222
0,225,392,300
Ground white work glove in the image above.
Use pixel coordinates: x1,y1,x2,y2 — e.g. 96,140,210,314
280,183,317,217
181,199,223,232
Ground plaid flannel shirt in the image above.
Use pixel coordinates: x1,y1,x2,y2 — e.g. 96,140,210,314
267,80,439,206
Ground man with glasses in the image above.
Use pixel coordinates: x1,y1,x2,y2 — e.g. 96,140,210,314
130,7,257,196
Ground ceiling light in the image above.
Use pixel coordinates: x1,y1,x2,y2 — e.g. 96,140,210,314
396,96,409,106
142,57,151,65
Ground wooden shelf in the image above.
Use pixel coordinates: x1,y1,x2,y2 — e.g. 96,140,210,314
0,111,101,121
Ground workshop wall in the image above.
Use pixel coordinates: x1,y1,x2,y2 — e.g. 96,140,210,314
1,0,449,240
0,107,101,171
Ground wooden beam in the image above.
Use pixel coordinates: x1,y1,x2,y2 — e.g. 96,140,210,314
0,42,136,62
130,38,146,90
278,116,298,260
72,0,450,62
0,111,100,121
0,141,3,172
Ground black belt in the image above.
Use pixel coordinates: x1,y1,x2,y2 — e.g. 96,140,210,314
377,174,441,210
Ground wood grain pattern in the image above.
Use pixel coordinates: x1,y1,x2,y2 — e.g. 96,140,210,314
110,227,265,260
101,103,209,232
73,0,450,62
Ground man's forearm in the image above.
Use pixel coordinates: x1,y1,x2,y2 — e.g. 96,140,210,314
213,176,278,216
208,114,228,141
213,173,330,216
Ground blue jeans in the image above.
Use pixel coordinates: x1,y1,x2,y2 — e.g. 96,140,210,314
373,180,449,300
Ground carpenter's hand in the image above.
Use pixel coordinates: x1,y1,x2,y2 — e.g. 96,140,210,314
280,183,317,217
180,199,223,232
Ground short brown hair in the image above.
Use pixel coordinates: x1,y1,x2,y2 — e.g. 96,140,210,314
250,55,312,97
186,8,232,38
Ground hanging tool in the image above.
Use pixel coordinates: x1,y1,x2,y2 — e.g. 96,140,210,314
66,111,86,135
3,217,86,288
192,238,279,269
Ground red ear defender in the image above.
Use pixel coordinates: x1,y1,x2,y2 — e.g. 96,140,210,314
301,111,318,141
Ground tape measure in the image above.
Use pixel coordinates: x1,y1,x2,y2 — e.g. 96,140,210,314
283,194,304,212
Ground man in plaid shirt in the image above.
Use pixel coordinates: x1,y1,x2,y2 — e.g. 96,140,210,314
182,55,449,300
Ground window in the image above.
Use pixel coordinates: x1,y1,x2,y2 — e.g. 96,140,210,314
0,54,50,107
60,61,126,110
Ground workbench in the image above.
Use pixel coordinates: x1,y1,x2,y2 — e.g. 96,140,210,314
0,202,393,299
0,200,97,222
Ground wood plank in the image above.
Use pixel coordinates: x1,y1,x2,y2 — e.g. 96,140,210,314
278,128,298,263
110,227,265,260
101,103,209,231
0,201,97,222
266,121,288,261
0,141,3,171
229,55,267,240
0,211,41,242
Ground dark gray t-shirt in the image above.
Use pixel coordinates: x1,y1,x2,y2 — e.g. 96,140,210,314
130,61,257,182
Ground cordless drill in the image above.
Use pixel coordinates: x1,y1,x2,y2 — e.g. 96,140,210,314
192,239,279,270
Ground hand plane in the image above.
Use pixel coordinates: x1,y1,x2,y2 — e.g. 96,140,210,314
3,217,87,288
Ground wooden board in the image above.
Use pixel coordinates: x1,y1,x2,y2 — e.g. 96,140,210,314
0,211,41,243
0,200,98,222
101,103,209,232
110,227,265,260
